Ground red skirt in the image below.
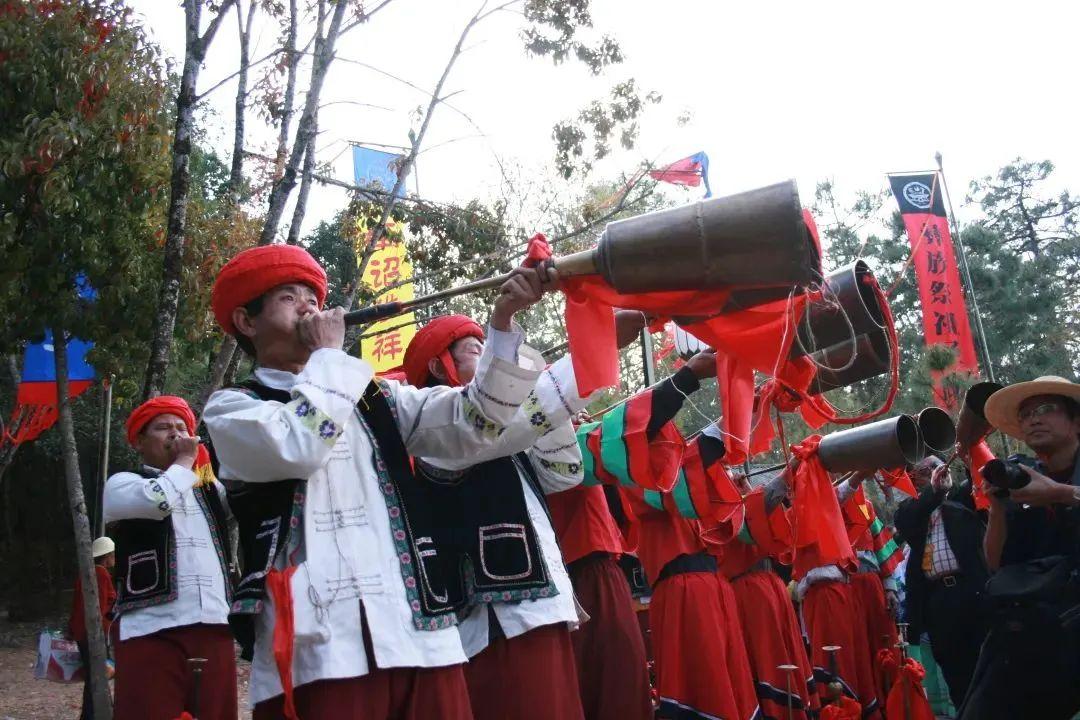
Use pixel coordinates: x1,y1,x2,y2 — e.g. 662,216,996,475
113,623,236,720
253,664,472,720
801,581,872,715
731,570,819,720
465,621,584,720
651,571,759,719
568,554,652,720
850,572,898,701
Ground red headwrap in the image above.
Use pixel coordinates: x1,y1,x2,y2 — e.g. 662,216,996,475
403,315,484,387
125,396,196,447
211,245,328,334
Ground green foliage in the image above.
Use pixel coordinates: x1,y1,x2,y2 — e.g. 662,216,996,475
0,0,171,394
553,79,662,179
522,0,623,74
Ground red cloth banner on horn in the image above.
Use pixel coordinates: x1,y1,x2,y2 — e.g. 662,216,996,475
888,173,978,410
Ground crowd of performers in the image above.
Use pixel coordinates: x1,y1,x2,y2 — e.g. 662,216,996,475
79,242,1071,720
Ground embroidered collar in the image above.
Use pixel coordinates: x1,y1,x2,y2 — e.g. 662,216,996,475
254,365,300,391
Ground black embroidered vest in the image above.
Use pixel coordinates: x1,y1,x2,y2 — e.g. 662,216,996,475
110,468,233,614
213,377,557,651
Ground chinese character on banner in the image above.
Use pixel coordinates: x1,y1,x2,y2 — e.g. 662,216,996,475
888,171,979,410
358,219,416,373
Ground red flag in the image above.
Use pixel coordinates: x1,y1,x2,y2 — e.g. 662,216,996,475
888,173,978,410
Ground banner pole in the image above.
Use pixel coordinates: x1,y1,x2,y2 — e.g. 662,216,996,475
935,152,997,384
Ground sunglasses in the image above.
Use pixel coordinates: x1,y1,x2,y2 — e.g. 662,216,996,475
1018,402,1064,423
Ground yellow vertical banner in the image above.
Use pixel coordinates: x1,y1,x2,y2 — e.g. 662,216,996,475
358,218,416,373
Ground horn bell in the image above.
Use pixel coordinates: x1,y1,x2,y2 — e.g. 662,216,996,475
956,381,1004,448
818,415,921,473
595,180,819,294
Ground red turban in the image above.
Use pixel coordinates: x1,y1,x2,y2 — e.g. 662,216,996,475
125,396,196,446
403,315,484,387
212,245,328,334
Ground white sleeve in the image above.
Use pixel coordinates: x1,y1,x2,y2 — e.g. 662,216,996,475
527,418,585,494
103,466,198,523
413,350,591,474
203,348,372,482
392,324,544,460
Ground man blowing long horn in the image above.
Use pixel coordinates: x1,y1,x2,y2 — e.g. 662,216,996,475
203,245,562,719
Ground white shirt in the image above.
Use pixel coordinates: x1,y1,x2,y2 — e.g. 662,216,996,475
203,326,588,705
103,465,231,641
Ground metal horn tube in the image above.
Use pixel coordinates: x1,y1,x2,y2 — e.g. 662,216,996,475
806,330,891,395
817,415,921,473
595,180,817,293
914,406,957,455
792,259,886,357
956,381,1004,448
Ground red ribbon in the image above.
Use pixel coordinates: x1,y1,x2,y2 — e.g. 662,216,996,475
789,437,858,579
266,565,300,720
821,696,862,720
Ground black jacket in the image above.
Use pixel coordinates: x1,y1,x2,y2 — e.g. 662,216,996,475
894,480,988,638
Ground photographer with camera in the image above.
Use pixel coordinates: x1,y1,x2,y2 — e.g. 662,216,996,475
958,376,1080,720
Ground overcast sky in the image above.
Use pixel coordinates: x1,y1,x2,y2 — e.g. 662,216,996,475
127,0,1080,239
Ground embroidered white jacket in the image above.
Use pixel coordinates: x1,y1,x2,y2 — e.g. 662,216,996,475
203,326,585,704
103,466,231,641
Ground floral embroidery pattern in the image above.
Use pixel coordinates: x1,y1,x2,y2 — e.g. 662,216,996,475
521,393,552,436
536,457,582,478
463,393,503,440
288,393,343,447
362,384,457,632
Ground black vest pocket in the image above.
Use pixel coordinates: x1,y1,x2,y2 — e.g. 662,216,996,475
478,523,534,582
126,550,160,595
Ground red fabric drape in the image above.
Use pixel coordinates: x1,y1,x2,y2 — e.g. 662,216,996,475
966,440,996,511
821,696,862,720
884,659,935,720
790,437,857,580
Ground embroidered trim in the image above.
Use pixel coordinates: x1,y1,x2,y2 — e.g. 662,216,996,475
192,484,234,603
478,524,534,581
354,403,457,633
289,393,343,446
543,368,574,418
474,383,518,408
302,382,358,405
532,439,579,455
535,457,582,477
147,477,170,514
521,393,553,436
463,392,504,440
230,597,263,615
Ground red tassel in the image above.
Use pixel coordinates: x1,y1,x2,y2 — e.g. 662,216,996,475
266,566,300,720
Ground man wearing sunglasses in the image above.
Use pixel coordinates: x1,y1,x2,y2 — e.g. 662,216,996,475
958,376,1080,719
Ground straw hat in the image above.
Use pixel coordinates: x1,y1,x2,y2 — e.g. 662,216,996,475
91,537,115,558
983,375,1080,440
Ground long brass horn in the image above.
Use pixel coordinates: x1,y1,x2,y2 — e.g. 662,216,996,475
817,415,921,473
913,406,957,456
346,180,820,326
956,381,1004,448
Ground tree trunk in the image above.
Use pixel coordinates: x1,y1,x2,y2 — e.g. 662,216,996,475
286,114,317,245
193,1,255,416
257,0,347,246
53,328,112,720
142,0,235,400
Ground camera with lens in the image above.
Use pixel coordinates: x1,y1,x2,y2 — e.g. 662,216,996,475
981,455,1037,498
